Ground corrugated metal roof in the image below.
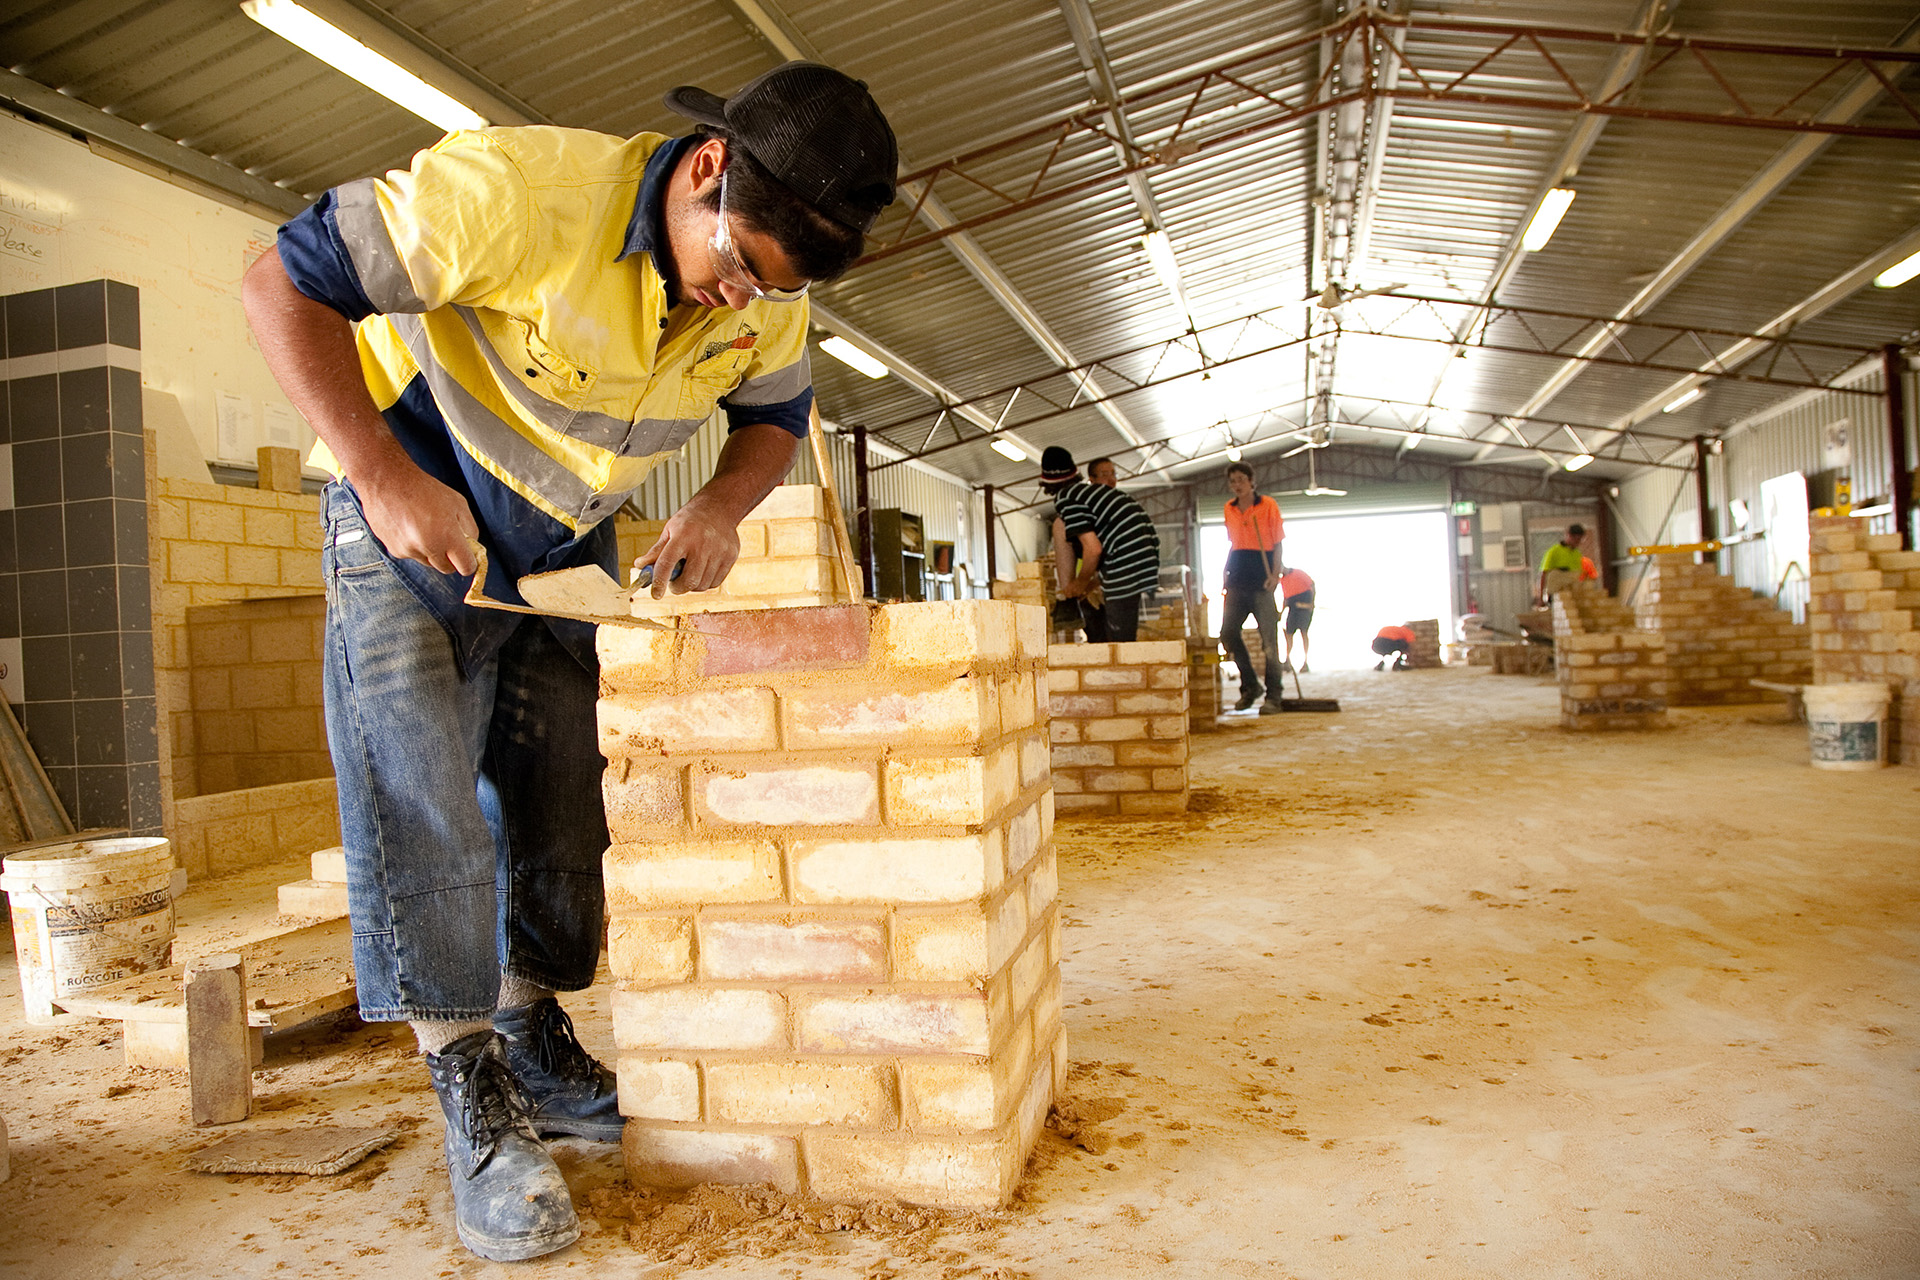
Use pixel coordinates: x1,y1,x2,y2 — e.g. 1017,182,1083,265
3,0,1915,499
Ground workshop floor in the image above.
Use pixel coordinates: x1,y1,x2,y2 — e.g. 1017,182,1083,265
1,664,1914,1278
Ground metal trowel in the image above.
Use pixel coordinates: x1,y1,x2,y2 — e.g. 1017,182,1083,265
462,546,674,631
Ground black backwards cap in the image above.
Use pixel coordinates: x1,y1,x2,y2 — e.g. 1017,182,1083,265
665,61,899,234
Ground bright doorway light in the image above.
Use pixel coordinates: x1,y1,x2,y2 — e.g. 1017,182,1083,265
1874,249,1920,289
1521,188,1576,253
990,438,1028,462
1200,508,1453,670
242,0,489,132
819,336,889,379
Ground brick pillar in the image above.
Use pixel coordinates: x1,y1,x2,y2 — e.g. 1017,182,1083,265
1553,589,1668,730
597,600,1061,1206
1046,640,1189,816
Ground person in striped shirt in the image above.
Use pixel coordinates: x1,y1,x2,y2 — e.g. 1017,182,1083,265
1041,446,1161,642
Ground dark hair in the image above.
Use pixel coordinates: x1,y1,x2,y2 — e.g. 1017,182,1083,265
696,128,866,281
1568,523,1586,537
1226,461,1255,481
1088,456,1115,474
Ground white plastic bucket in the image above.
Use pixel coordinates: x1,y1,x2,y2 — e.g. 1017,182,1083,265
1,836,175,1025
1803,682,1892,772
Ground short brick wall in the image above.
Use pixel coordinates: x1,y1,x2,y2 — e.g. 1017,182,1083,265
1632,554,1810,704
1046,640,1189,816
598,599,1061,1207
182,595,329,794
168,776,341,880
1553,587,1667,730
619,485,853,615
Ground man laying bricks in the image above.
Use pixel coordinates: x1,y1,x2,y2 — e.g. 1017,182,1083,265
244,63,898,1262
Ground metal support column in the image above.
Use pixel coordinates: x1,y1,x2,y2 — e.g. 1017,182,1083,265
1885,344,1913,550
1592,483,1616,594
983,484,997,583
852,424,875,593
1693,435,1715,547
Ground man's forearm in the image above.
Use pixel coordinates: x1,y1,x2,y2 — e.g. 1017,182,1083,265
687,423,800,524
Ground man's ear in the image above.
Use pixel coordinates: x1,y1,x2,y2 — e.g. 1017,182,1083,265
688,137,727,194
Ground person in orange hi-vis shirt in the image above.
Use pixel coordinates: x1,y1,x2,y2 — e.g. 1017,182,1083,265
1372,624,1417,671
1278,565,1315,672
1220,461,1286,712
1580,554,1600,582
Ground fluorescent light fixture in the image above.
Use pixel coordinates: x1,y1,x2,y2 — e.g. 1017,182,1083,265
1521,187,1577,253
819,336,888,379
1226,445,1242,461
1850,502,1893,519
1563,452,1595,472
1402,432,1422,450
1662,386,1704,414
1141,228,1191,318
242,0,488,132
990,438,1027,462
1874,249,1920,289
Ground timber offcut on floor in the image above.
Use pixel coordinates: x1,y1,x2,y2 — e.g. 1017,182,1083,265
1,664,1914,1279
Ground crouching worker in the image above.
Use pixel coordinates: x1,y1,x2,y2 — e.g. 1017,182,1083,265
1372,625,1416,671
244,63,898,1262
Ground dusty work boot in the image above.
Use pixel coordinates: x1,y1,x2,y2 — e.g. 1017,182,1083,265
493,997,625,1143
1258,697,1285,716
427,1030,580,1262
1233,684,1263,711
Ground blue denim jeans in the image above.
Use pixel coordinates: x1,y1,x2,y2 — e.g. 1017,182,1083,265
320,484,608,1021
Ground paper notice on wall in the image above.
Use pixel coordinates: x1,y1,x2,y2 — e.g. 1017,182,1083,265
262,403,302,448
1821,418,1851,471
1481,544,1506,572
214,390,252,461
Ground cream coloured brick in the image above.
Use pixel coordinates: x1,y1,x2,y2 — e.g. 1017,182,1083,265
1115,639,1184,665
168,541,226,583
607,915,694,983
604,841,781,910
1048,718,1080,744
1148,715,1187,739
1083,717,1149,742
724,556,830,597
885,750,1015,826
616,1058,700,1120
1025,849,1059,919
1086,768,1151,793
783,677,993,748
1003,801,1043,874
1050,744,1113,768
696,762,879,826
1015,603,1048,659
1019,730,1049,789
698,917,886,982
625,1127,799,1193
602,764,685,837
600,687,778,754
612,986,787,1051
1116,691,1186,715
894,911,989,982
999,670,1036,731
791,832,999,904
1081,666,1145,689
1113,741,1185,767
802,1129,1017,1207
745,484,827,521
1010,927,1050,1015
243,507,299,547
1047,644,1114,666
795,992,990,1055
766,518,832,558
227,545,282,586
596,624,682,689
187,499,245,543
901,1020,1035,1132
1046,667,1080,692
704,1061,896,1128
883,600,1016,668
990,886,1029,972
1152,766,1188,791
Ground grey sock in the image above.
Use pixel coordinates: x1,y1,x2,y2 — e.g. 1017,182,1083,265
496,974,554,1012
412,1018,492,1056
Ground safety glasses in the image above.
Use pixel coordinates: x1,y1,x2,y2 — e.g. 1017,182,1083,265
709,168,810,304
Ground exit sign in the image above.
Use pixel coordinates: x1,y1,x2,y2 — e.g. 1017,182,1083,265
1450,500,1478,515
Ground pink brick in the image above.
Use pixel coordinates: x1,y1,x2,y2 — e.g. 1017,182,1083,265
784,677,993,748
600,687,777,753
697,762,879,826
698,605,871,676
612,986,787,1051
698,916,886,982
795,992,990,1054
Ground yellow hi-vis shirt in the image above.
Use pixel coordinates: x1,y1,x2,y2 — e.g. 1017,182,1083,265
290,128,813,534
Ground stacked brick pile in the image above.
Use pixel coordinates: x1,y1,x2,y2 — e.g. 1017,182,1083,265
618,485,853,616
1632,554,1811,705
597,599,1062,1207
1046,641,1189,817
1552,586,1668,730
1403,618,1442,669
1807,517,1920,765
989,561,1051,611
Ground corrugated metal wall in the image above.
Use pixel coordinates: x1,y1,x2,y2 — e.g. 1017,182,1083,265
622,414,1045,596
1613,359,1913,621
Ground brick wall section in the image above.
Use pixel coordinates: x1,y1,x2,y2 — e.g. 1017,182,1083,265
183,596,328,794
1046,640,1189,817
598,599,1061,1207
618,486,853,616
1187,644,1221,732
1632,554,1811,705
1807,517,1920,766
1404,619,1442,669
1552,586,1668,730
152,474,324,802
168,776,341,880
988,561,1049,611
